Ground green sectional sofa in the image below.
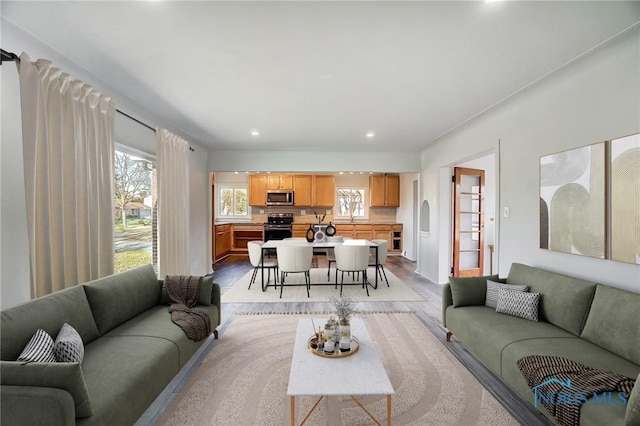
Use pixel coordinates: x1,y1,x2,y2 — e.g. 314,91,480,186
1,265,221,426
442,263,640,426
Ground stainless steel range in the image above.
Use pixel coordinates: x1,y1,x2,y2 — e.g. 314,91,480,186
264,213,294,241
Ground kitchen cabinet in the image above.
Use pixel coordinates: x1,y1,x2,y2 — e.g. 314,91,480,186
249,175,267,206
370,175,400,207
334,223,402,254
293,175,312,206
292,224,311,239
214,224,231,261
313,175,335,207
231,224,263,254
267,174,293,190
391,224,403,253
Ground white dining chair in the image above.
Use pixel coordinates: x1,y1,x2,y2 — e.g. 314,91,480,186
276,245,313,298
334,244,371,296
248,241,278,290
326,236,351,280
369,239,389,287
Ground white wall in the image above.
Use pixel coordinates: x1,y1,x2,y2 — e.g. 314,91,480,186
0,22,213,307
398,173,419,261
419,26,640,292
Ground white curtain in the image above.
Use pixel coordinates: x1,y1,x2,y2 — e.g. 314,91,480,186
156,128,190,276
18,53,115,298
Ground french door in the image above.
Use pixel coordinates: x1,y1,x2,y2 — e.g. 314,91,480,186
452,167,485,277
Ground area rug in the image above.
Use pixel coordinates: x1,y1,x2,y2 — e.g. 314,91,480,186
155,313,518,426
222,268,424,303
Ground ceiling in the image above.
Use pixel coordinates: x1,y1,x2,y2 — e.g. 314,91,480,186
2,1,639,153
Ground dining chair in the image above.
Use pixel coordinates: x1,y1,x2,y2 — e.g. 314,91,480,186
334,244,370,296
247,241,278,290
369,239,389,287
326,236,351,280
276,245,313,298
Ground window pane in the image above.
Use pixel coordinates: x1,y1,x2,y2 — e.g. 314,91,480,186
234,189,247,215
336,188,365,218
220,188,233,216
114,150,154,273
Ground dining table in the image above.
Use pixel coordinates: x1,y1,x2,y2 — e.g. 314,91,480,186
259,239,380,292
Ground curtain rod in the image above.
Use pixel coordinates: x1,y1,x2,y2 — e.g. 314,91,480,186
1,48,195,152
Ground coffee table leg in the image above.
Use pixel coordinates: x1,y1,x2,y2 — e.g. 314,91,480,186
387,394,391,426
290,396,295,426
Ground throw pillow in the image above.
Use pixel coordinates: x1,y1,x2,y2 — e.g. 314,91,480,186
449,274,499,307
496,288,540,321
54,323,84,363
17,329,56,363
485,280,529,308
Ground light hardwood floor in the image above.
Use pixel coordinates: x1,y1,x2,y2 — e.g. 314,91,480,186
137,255,552,425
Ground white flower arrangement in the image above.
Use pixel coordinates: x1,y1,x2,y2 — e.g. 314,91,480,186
329,295,361,323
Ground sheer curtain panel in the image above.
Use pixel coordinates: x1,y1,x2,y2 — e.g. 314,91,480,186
18,53,115,298
156,128,190,276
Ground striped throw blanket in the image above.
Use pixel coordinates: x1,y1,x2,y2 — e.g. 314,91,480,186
166,275,211,342
517,355,635,426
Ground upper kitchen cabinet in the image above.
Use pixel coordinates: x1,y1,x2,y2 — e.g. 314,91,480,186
293,175,312,206
267,174,293,190
313,175,335,207
249,174,267,206
370,174,400,207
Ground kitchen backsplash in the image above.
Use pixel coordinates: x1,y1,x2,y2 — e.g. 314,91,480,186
250,207,397,224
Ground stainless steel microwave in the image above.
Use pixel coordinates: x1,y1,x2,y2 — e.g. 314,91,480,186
266,190,294,206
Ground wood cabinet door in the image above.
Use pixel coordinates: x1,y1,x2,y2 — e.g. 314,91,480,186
280,175,293,190
372,225,392,246
385,175,400,207
267,175,281,190
249,175,267,206
335,224,354,238
293,175,312,206
292,224,310,238
313,175,335,206
369,175,386,207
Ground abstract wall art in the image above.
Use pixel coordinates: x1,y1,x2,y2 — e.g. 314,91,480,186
610,134,640,264
540,142,605,258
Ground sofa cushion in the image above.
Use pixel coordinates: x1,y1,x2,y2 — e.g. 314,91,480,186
83,264,160,335
159,275,214,306
496,289,540,321
54,324,84,363
1,361,93,417
627,373,640,426
1,286,100,361
581,285,640,365
1,385,76,426
79,334,180,426
485,280,528,308
444,305,575,374
507,263,597,336
17,329,56,363
449,274,499,307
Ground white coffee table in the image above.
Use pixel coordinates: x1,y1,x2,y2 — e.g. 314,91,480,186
287,318,394,426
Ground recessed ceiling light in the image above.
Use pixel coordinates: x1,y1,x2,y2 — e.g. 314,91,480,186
234,171,239,174
339,172,344,175
251,130,260,136
366,132,375,138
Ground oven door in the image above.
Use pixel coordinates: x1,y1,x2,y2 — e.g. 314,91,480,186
264,227,293,242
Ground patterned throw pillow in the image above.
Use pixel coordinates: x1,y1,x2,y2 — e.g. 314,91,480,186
17,329,56,363
485,280,528,308
54,323,84,363
496,288,540,321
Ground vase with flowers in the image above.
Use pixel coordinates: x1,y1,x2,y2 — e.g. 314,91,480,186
329,295,360,352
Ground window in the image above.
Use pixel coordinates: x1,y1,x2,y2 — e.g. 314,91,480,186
113,148,156,273
336,187,367,220
219,186,248,218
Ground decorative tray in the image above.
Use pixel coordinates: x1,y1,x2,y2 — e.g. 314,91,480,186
307,335,360,358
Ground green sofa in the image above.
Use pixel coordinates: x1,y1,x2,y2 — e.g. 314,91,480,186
442,263,640,426
1,265,221,426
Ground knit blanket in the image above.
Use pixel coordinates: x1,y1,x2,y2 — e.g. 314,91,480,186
517,355,635,426
166,275,211,342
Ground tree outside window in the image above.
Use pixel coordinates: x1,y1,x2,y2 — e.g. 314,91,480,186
337,188,365,221
219,187,248,217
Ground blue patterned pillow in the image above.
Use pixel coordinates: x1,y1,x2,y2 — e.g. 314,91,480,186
496,288,540,322
54,323,84,363
17,329,56,363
